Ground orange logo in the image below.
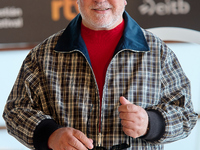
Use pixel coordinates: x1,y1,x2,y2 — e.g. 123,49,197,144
51,0,79,21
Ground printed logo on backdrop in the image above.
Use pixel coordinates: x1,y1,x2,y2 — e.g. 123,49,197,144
126,0,200,31
138,0,190,16
0,0,78,30
0,0,199,46
126,0,200,43
0,7,23,29
51,0,79,21
0,0,80,44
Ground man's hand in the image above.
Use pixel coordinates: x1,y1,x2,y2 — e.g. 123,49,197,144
48,127,93,150
118,96,149,138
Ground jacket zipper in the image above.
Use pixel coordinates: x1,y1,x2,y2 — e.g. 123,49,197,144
56,49,144,147
56,50,102,146
98,49,143,146
79,52,102,147
98,133,102,147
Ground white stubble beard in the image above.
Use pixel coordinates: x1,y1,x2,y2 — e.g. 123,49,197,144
79,2,125,30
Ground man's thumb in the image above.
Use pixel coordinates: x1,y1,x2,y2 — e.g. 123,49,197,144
120,96,131,105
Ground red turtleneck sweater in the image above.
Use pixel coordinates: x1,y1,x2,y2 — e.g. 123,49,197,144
81,20,125,104
81,21,125,132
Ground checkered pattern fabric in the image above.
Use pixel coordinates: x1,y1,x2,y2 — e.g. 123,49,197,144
3,13,197,150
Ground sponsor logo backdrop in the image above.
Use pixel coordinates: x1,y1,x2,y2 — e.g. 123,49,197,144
127,0,200,30
0,0,199,44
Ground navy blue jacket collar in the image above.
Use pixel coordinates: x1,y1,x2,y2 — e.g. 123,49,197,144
54,11,149,55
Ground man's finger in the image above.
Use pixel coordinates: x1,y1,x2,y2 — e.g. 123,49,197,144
68,136,87,150
123,126,140,138
119,104,140,113
119,96,131,105
121,119,135,128
119,97,139,113
73,130,94,149
119,112,138,121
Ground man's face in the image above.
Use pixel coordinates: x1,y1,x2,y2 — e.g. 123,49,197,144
77,0,127,30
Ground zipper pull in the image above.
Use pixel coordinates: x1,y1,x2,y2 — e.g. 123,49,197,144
98,133,102,147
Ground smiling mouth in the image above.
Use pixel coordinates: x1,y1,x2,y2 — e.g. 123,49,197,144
93,7,111,11
95,8,109,10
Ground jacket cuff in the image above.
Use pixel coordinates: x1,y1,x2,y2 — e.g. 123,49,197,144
141,110,165,141
33,119,60,150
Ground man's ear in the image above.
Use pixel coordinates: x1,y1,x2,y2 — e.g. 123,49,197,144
124,0,127,5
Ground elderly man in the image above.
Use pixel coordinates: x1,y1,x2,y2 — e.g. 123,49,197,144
3,0,198,150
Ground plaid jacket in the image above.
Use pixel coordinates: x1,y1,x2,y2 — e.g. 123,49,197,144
3,12,197,150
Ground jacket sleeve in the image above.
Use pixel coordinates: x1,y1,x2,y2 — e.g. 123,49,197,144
2,48,58,149
147,42,198,144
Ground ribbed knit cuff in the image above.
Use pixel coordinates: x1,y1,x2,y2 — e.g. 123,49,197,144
141,110,165,141
33,119,61,150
